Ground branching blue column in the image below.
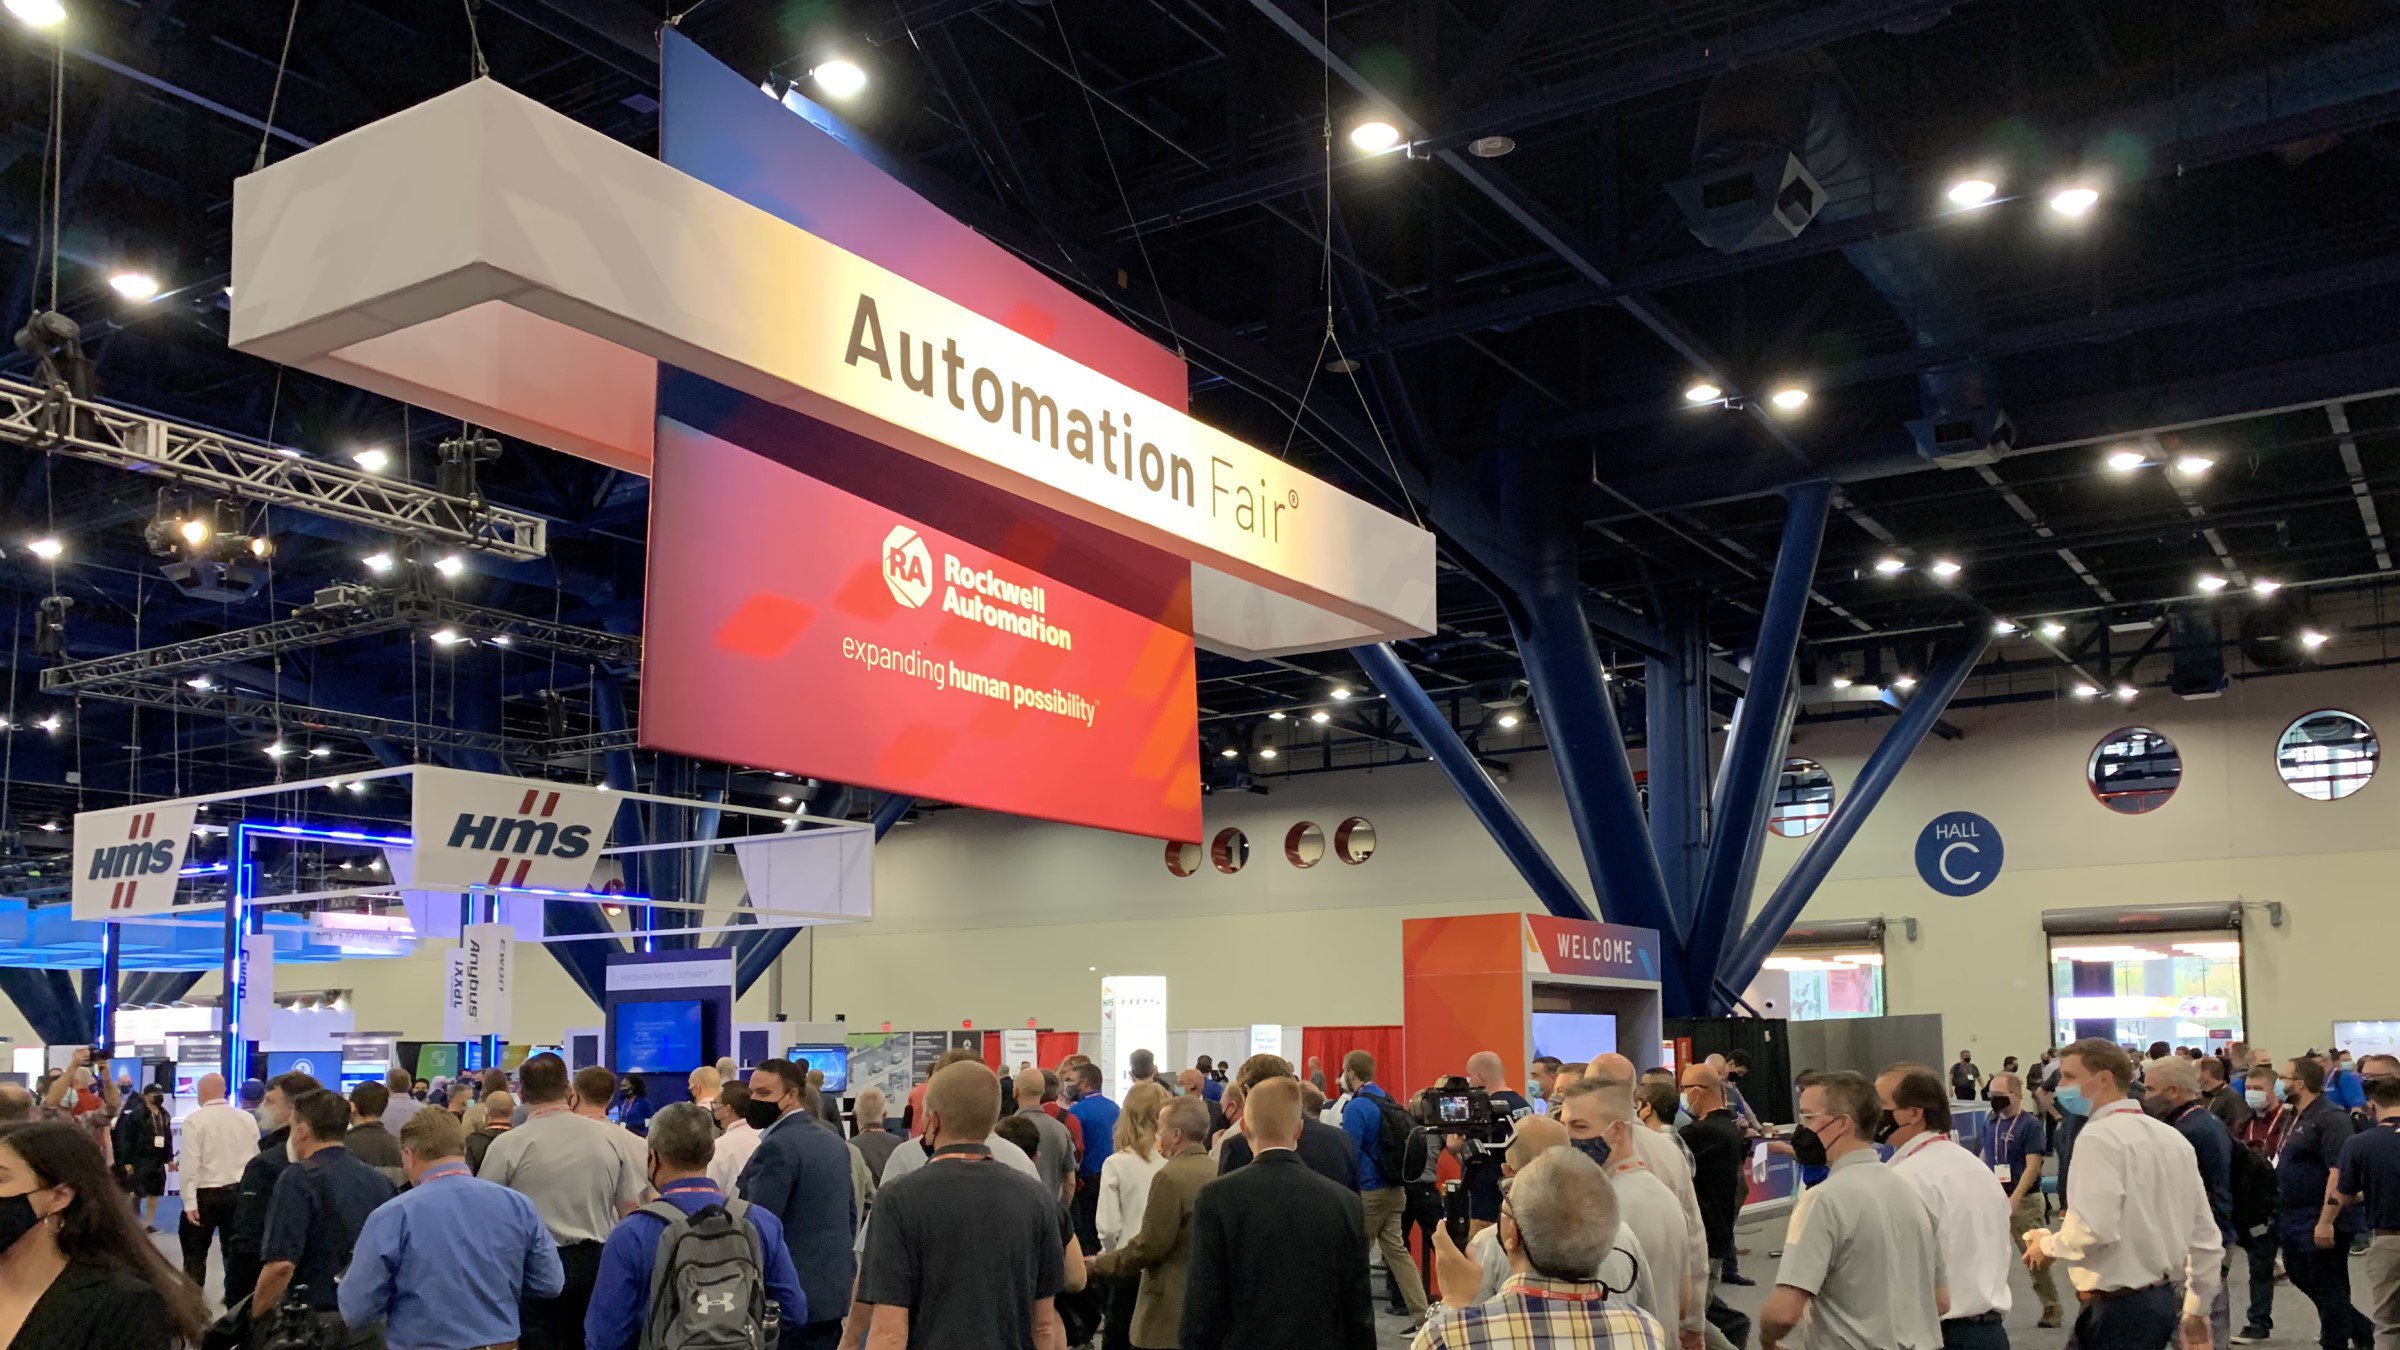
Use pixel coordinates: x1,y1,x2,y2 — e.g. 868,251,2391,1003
1719,628,1990,992
1354,643,1592,922
1647,597,1711,940
733,794,912,995
1684,483,1830,1006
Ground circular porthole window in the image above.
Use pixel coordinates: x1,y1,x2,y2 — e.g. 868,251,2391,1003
1333,816,1377,865
1164,840,1201,877
2276,709,2379,801
1768,758,1835,838
1284,821,1326,868
1210,827,1250,873
2087,726,2182,815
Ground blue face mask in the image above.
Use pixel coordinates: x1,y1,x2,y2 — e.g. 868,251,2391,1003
1572,1136,1611,1169
1800,1162,1830,1188
2055,1083,2092,1117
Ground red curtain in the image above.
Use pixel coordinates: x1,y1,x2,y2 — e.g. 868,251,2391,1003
1302,1025,1408,1099
1037,1032,1083,1069
981,1032,1004,1068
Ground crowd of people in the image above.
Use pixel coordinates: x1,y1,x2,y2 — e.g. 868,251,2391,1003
1,1034,2397,1349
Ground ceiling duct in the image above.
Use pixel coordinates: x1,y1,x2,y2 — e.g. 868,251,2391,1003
1676,52,2012,466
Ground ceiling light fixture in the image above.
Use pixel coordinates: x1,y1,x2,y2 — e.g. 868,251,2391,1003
264,740,289,758
1683,381,1722,404
186,675,214,690
811,58,868,99
2196,573,2228,594
2106,448,2148,472
429,628,464,646
1993,618,2018,635
34,714,59,732
351,447,390,473
1945,177,1998,207
2252,578,2282,596
2173,454,2215,477
1495,712,1521,729
362,551,395,574
2071,683,2098,698
2049,185,2101,217
1893,674,1919,691
1466,135,1516,158
2300,628,2331,651
108,270,159,301
5,0,67,30
433,554,465,578
2040,620,2067,639
1218,746,1238,760
1768,386,1809,411
26,537,61,559
2115,684,2138,701
308,744,332,758
1829,674,1854,689
1267,710,1286,721
1929,558,1963,580
777,794,798,805
1873,556,1907,576
1349,119,1404,154
1258,745,1279,760
1310,710,1331,724
1329,685,1352,700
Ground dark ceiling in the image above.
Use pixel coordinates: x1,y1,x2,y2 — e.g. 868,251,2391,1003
2,0,2397,826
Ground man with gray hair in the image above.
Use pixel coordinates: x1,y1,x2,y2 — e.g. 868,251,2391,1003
381,1065,423,1133
1012,1068,1078,1202
1420,1147,1673,1348
1554,1080,1698,1343
583,1103,807,1349
1760,1071,1946,1350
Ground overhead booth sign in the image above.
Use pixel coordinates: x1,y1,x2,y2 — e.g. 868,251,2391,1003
226,33,1438,847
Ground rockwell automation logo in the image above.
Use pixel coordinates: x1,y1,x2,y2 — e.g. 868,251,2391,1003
883,526,934,608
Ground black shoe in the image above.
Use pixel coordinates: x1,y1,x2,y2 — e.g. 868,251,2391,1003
2230,1328,2269,1345
1719,1273,1757,1287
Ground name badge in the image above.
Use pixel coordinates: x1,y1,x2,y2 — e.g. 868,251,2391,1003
1994,1162,2012,1184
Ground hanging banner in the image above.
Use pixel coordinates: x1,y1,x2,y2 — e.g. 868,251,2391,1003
442,949,470,1041
239,934,276,1033
1099,976,1168,1105
70,801,199,920
461,923,515,1039
1248,1024,1284,1060
410,767,614,896
415,1042,460,1083
1001,1029,1038,1069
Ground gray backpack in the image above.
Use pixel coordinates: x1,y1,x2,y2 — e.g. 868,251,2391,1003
637,1198,773,1350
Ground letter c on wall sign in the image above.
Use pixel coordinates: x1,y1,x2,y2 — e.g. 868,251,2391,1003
1914,811,2003,897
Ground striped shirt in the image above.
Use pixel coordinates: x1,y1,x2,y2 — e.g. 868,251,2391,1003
1412,1274,1675,1350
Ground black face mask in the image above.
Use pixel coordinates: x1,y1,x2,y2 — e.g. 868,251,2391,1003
0,1192,45,1253
1571,1136,1611,1169
1873,1117,1900,1145
1989,1096,2012,1113
1790,1124,1829,1169
740,1098,783,1131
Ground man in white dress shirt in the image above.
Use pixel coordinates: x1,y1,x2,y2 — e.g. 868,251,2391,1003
2021,1038,2219,1350
175,1071,261,1298
1878,1065,2012,1350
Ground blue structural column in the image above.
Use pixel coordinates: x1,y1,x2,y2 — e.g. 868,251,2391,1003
1646,596,1712,938
1684,483,1831,1005
94,925,119,1055
1353,643,1593,922
1719,627,1991,994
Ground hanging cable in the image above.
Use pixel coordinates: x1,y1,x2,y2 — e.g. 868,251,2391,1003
255,0,305,172
1048,4,1183,360
40,37,63,318
460,0,490,81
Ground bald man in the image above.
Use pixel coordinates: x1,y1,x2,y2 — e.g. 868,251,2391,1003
1590,1053,1639,1087
178,1069,262,1291
1680,1064,1750,1288
1012,1067,1078,1202
1460,1051,1536,1231
1178,1068,1231,1140
0,1084,31,1125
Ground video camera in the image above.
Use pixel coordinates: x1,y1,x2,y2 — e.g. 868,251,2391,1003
1415,1075,1512,1154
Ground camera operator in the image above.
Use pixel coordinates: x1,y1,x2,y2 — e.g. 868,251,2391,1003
1456,1053,1535,1235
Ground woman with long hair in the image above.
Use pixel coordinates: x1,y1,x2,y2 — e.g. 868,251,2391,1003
0,1121,205,1349
1094,1081,1172,1350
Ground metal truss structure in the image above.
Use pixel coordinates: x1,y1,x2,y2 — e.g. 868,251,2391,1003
0,375,549,560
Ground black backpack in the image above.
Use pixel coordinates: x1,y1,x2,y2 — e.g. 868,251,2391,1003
2230,1143,2278,1236
1365,1089,1420,1184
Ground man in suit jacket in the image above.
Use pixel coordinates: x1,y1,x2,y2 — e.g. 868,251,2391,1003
1215,1054,1360,1191
1182,1077,1374,1350
738,1059,858,1350
1096,1094,1216,1348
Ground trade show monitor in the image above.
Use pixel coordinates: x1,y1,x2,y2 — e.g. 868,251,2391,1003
614,1000,704,1074
786,1044,849,1092
1531,1011,1619,1064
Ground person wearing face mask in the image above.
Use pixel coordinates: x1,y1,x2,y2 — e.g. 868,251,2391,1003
0,1120,208,1350
250,1088,399,1333
1529,1057,1563,1114
222,1069,321,1309
2200,1055,2252,1135
340,1107,562,1349
1420,1146,1674,1350
1675,1065,1749,1290
1552,1083,1696,1346
2229,1065,2290,1344
2142,1055,2237,1350
582,1103,803,1350
1760,1072,1946,1350
475,1053,648,1350
2021,1039,2219,1350
1877,1066,2012,1350
1978,1072,2061,1329
737,1058,860,1350
705,1081,767,1192
2270,1055,2374,1350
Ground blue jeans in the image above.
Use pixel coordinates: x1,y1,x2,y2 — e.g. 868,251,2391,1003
2067,1283,2178,1350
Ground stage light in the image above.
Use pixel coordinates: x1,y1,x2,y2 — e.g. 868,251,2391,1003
1495,712,1521,729
37,821,58,833
811,58,867,99
433,554,465,578
1267,710,1286,721
2072,683,2098,698
1894,674,1918,691
2040,621,2067,639
5,0,67,30
177,518,211,547
430,628,464,646
1684,381,1723,404
2252,578,2282,596
2174,454,2215,477
1945,177,1998,207
1873,556,1907,576
1350,119,1404,154
249,536,272,559
363,552,395,574
351,447,390,473
2196,573,2228,593
308,744,332,758
1258,745,1278,760
34,714,59,732
186,675,214,690
2049,185,2100,217
275,447,302,458
1330,685,1352,700
1928,558,1962,581
1310,710,1331,724
1829,675,1853,689
1769,386,1809,411
108,270,158,301
2106,448,2147,472
264,740,289,758
2301,628,2331,651
26,537,61,559
488,634,511,646
347,781,366,794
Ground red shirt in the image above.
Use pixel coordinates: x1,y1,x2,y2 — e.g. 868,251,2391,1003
2238,1101,2288,1157
1043,1100,1086,1161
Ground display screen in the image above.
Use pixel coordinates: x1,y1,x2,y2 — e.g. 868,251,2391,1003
614,1001,704,1073
786,1044,850,1092
1437,1096,1471,1124
1531,1011,1619,1063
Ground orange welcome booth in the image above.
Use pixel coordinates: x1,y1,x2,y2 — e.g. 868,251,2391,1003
1403,912,1667,1083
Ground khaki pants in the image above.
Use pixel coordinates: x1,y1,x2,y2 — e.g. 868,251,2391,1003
2009,1190,2062,1316
2365,1233,2400,1349
1363,1186,1429,1317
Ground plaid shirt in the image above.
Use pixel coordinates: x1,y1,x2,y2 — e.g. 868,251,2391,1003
1412,1274,1674,1350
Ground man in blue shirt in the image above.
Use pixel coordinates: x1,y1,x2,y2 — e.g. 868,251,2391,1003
739,1058,855,1350
1339,1048,1428,1328
1066,1062,1119,1251
1979,1072,2060,1328
254,1087,397,1320
2327,1072,2400,1348
2277,1055,2375,1350
589,1103,805,1349
341,1108,562,1349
